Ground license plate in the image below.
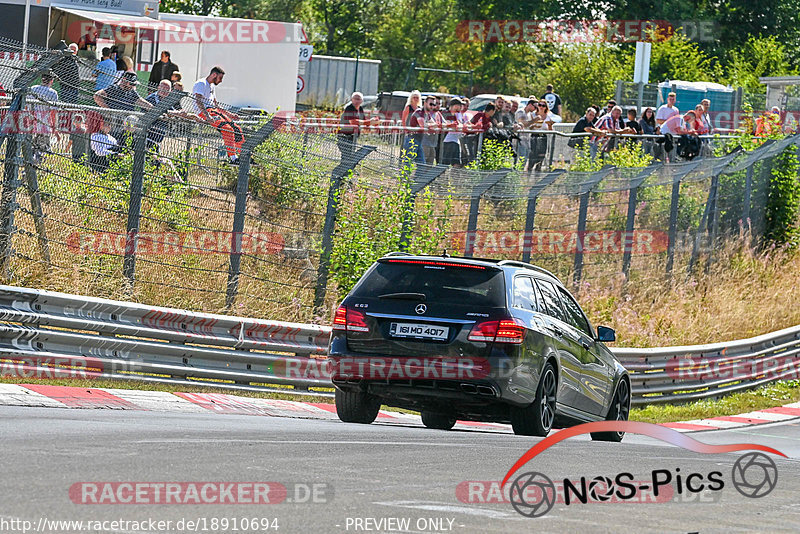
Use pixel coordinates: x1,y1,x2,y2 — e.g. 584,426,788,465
390,322,449,341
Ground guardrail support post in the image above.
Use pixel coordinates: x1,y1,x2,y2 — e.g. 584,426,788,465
0,51,66,279
313,144,376,314
225,120,278,308
464,170,509,257
122,92,184,286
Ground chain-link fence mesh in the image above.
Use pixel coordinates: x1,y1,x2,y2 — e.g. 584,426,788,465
1,38,798,325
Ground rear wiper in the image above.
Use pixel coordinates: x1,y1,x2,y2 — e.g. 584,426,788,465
378,292,427,301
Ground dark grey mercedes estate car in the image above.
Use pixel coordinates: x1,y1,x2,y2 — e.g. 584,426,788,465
327,253,630,441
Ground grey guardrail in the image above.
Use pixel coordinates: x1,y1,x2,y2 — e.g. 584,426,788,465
0,285,334,397
0,284,797,405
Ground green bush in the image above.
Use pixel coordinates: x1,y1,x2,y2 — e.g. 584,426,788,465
765,145,800,247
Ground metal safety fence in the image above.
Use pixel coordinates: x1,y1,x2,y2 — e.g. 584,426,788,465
1,284,797,405
0,37,799,328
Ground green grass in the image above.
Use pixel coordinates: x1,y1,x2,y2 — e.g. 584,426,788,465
630,380,800,423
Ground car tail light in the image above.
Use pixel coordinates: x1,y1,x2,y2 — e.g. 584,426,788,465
495,319,525,344
468,318,525,344
332,305,369,333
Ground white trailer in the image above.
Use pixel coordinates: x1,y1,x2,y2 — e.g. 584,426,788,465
156,14,301,112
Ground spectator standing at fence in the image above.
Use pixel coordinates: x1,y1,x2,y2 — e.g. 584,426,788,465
421,95,444,164
699,99,712,131
171,71,182,85
569,107,604,155
541,84,562,116
145,80,177,151
400,91,423,163
515,99,536,166
523,100,556,172
441,98,466,166
51,40,80,104
337,91,375,163
595,105,634,154
92,48,117,92
404,96,426,164
94,71,153,139
626,109,643,135
656,92,679,127
149,51,179,90
598,99,616,118
29,72,60,164
639,107,657,155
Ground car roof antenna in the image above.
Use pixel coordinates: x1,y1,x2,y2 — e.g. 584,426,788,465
442,249,450,258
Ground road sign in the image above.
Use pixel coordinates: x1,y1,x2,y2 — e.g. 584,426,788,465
297,76,305,94
299,44,313,62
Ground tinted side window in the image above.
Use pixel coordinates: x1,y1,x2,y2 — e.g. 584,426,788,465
558,287,592,336
513,276,537,310
534,279,567,323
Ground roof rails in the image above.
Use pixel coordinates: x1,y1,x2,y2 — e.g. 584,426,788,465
496,260,558,279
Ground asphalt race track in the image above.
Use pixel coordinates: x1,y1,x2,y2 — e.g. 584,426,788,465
1,406,799,534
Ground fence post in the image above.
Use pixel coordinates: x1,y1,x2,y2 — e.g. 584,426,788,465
664,160,702,276
463,170,510,257
742,163,754,225
0,50,66,279
572,168,612,288
521,170,564,263
614,80,623,105
688,175,717,276
122,91,184,285
622,164,658,280
399,164,447,250
705,172,722,273
20,137,50,266
313,144,376,313
225,119,278,308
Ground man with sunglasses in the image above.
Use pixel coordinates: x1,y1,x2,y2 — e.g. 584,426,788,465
421,96,444,164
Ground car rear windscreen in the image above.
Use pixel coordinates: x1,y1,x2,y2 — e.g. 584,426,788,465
351,261,505,307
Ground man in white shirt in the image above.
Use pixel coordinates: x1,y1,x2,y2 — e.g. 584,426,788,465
656,92,679,127
192,66,225,115
192,66,245,164
89,120,118,172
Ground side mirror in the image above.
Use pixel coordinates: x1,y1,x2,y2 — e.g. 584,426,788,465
596,326,616,343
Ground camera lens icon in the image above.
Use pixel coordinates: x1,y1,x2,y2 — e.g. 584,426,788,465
509,472,557,518
731,452,778,498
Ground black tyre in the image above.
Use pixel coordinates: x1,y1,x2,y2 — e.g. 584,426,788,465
421,411,457,430
335,388,381,424
591,378,630,442
511,363,557,437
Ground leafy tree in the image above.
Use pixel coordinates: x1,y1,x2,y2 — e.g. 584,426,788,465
725,36,798,93
533,44,630,117
644,32,722,83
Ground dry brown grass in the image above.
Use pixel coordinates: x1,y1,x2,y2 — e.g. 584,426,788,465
579,242,800,347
